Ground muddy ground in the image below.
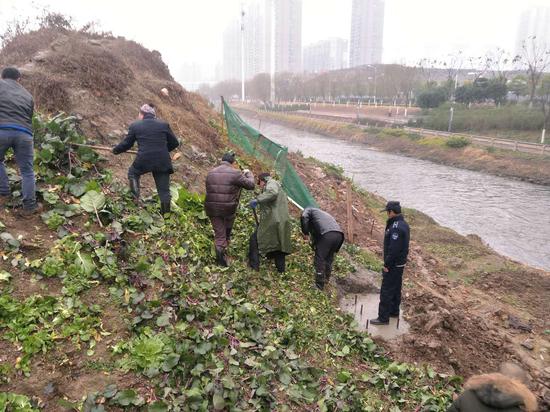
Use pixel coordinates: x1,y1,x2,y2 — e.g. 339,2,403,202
292,154,550,407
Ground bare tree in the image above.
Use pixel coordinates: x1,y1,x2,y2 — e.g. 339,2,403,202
518,36,550,106
485,47,513,83
442,51,464,85
417,58,439,84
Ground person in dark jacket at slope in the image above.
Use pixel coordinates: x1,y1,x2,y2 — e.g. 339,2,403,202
204,152,255,266
447,362,537,412
112,104,179,214
0,67,42,216
301,207,344,290
371,201,410,325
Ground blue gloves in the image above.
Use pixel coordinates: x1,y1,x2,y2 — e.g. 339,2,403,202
249,199,258,209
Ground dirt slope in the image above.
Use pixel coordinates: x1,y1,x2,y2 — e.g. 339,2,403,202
0,26,221,191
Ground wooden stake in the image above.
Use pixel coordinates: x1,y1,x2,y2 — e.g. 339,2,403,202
360,304,363,316
346,180,353,243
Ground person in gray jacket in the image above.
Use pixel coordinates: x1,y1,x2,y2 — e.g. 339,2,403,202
301,207,344,290
0,67,41,216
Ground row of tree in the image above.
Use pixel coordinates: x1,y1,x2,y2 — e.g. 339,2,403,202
199,37,550,132
199,38,550,131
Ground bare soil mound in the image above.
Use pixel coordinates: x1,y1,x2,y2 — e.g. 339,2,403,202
0,26,221,190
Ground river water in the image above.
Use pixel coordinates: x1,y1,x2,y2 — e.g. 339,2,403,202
242,115,550,271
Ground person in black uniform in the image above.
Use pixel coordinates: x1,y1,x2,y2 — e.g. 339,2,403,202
301,207,345,290
113,104,179,215
371,201,410,325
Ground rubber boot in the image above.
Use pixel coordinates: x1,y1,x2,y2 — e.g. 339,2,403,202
129,178,140,200
315,272,325,290
160,201,171,216
216,247,228,267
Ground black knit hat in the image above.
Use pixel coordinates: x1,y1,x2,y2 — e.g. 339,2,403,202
222,152,236,163
1,67,21,80
258,172,270,183
380,201,401,214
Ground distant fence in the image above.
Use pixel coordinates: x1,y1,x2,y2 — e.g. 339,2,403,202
262,109,549,156
404,127,549,155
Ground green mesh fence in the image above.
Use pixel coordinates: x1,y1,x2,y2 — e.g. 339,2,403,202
223,100,318,209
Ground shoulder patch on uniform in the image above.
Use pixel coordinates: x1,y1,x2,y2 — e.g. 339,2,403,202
392,232,399,240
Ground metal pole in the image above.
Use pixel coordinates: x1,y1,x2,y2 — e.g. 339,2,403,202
269,0,276,103
372,65,376,107
448,106,454,133
240,5,246,103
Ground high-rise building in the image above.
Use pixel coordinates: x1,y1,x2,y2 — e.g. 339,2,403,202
265,0,303,73
349,0,385,67
222,18,242,81
303,38,348,73
516,6,550,54
244,1,267,77
222,0,303,81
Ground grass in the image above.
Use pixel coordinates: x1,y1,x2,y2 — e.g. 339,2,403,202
416,104,545,138
343,244,384,273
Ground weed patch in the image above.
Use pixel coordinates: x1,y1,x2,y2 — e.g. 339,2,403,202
0,114,460,410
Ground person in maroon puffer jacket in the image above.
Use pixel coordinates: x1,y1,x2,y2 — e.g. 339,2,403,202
204,152,255,266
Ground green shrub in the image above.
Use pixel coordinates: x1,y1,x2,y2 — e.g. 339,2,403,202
406,132,422,141
445,136,471,148
417,87,448,108
417,104,544,133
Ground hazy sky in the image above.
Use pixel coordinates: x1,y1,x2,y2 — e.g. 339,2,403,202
0,0,548,82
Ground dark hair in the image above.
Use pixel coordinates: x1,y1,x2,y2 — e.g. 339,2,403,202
258,172,270,183
222,152,236,163
1,67,21,80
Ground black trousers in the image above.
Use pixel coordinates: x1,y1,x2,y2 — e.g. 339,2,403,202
248,230,286,273
128,166,171,203
377,266,404,322
314,231,344,288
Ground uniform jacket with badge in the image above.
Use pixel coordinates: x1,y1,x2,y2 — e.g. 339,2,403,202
447,373,537,412
204,161,255,217
113,113,179,174
300,207,344,249
257,177,292,255
383,214,410,268
0,79,34,132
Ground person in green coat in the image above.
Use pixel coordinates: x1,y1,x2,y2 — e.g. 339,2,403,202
249,173,292,273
